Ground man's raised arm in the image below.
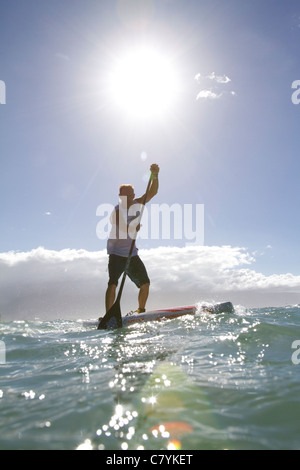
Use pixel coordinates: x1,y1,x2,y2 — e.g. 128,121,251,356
136,163,160,204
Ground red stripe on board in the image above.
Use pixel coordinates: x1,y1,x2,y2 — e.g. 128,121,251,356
152,306,196,313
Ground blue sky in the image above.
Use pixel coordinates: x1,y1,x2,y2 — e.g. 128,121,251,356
1,0,300,283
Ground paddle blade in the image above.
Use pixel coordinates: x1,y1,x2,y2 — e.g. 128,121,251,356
97,301,123,330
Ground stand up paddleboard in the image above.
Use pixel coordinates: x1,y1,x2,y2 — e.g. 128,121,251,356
97,302,233,329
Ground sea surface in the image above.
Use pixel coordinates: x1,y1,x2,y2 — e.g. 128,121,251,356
0,305,300,450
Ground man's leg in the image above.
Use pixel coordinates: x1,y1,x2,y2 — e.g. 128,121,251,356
126,256,150,313
105,284,117,312
138,283,150,311
106,255,127,312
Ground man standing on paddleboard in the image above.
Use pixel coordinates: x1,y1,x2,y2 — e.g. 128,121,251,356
105,164,159,315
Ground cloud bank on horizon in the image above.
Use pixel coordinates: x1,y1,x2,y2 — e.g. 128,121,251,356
1,245,300,321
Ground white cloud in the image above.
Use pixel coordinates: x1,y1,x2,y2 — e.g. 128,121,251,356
213,73,231,84
0,246,300,320
195,72,231,84
207,72,231,84
195,71,236,101
196,90,222,100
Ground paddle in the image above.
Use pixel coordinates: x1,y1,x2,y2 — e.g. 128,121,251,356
97,171,154,330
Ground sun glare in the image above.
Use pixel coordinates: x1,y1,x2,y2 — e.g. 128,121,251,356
109,47,179,120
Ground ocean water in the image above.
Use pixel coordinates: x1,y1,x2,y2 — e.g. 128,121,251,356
0,305,300,450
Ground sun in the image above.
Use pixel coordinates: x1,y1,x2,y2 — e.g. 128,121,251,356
109,46,179,120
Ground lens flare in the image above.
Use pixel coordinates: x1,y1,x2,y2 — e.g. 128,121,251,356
168,439,182,450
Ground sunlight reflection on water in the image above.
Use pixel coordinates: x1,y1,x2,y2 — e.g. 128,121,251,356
1,306,300,450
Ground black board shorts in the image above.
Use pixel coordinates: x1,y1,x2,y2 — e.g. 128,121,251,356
108,254,150,288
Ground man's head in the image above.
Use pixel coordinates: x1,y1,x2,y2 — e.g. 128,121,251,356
119,184,135,205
